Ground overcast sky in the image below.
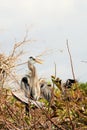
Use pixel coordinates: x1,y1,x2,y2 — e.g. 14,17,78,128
0,0,87,82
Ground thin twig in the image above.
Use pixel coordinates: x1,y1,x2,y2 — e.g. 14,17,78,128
81,61,87,63
50,63,56,111
36,48,63,58
66,40,75,80
54,62,57,78
11,39,32,57
66,102,75,130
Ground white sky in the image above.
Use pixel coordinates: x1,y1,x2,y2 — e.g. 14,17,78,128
0,0,87,82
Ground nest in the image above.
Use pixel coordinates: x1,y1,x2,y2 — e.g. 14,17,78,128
0,36,32,88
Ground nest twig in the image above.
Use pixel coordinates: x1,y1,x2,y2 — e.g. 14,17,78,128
0,33,33,88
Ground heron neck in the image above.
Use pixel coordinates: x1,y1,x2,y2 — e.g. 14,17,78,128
31,65,38,80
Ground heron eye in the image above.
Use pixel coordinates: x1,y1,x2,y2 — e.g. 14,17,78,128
29,56,35,61
29,56,33,59
40,84,44,88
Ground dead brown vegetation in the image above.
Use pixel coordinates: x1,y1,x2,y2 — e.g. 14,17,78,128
0,39,87,130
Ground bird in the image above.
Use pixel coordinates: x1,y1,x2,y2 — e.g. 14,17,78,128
39,78,51,102
21,56,51,102
64,79,77,88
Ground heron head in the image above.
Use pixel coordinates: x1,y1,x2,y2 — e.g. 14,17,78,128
29,56,43,64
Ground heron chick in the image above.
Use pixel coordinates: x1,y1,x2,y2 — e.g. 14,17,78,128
39,79,51,102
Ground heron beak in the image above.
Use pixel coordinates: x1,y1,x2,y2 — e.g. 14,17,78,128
35,58,43,64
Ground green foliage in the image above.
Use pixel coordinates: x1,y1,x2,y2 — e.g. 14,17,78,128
79,82,87,93
50,76,87,129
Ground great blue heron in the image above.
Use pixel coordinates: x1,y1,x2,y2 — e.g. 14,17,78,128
63,79,77,88
21,56,51,102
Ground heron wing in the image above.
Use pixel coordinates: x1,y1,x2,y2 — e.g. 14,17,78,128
21,76,30,98
40,84,51,102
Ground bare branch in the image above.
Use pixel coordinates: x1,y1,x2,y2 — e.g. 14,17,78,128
36,48,63,58
81,60,87,63
66,40,76,80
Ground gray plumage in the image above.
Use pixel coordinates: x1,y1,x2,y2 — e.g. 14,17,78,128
21,56,51,102
21,75,30,97
40,83,51,102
